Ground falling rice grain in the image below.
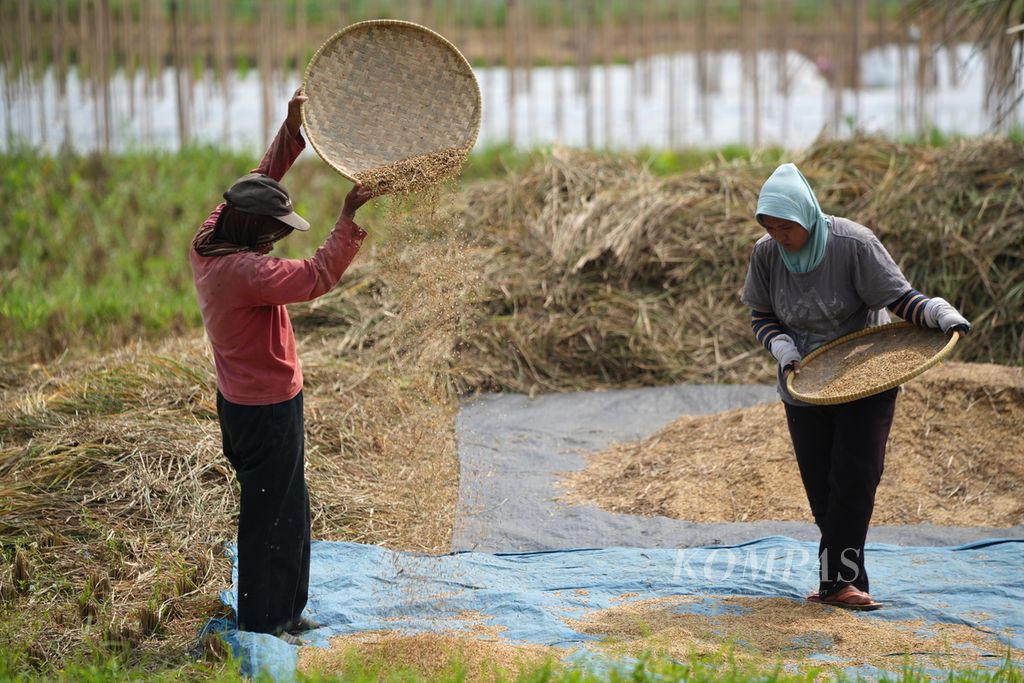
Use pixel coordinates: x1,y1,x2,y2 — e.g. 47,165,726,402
355,147,470,197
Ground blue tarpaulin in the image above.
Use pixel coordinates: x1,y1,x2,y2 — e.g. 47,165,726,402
210,537,1024,680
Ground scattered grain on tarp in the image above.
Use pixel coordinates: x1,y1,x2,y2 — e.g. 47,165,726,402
298,629,558,681
570,594,1020,674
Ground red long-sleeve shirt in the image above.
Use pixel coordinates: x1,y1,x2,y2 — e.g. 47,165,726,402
190,124,366,405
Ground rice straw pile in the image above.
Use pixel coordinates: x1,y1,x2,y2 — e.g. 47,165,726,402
563,362,1024,526
302,137,1024,395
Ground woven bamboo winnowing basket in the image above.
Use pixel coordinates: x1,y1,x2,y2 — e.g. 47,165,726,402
787,322,961,405
301,20,482,182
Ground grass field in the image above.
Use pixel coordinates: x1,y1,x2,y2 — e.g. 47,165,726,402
1,645,1020,682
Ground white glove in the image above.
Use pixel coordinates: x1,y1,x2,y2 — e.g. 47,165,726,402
769,334,802,371
923,297,971,334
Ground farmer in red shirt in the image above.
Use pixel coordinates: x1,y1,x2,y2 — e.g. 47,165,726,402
190,90,373,643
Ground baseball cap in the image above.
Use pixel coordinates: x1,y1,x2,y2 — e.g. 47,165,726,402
223,173,310,232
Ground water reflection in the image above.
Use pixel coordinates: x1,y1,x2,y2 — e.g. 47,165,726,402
0,44,1015,154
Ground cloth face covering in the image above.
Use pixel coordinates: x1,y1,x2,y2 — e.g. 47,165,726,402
193,206,293,257
755,162,829,273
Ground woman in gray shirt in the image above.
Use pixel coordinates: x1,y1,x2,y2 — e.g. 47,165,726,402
741,163,970,610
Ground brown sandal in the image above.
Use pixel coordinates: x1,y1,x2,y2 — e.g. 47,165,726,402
807,586,883,611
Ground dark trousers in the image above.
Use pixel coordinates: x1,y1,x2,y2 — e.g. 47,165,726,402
217,390,310,634
784,388,898,597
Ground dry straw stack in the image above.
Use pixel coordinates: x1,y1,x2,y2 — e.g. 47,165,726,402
295,136,1024,396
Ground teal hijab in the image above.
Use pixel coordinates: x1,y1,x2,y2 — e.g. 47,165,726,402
755,163,829,273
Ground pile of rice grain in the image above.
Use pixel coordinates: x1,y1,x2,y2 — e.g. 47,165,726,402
562,362,1024,527
799,347,933,400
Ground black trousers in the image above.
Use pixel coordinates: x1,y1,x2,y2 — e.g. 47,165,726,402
784,388,898,597
217,390,310,634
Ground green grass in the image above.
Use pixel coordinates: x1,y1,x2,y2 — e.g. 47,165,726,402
0,145,249,356
0,645,1019,683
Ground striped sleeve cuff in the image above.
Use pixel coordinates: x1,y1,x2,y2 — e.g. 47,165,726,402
751,309,785,350
889,289,931,326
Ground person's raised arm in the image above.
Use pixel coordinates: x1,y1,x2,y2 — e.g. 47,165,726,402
251,184,376,306
253,89,308,182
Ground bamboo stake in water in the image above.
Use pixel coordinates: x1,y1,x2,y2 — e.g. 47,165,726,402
695,0,711,139
641,0,653,97
481,0,495,141
97,0,114,152
519,0,531,94
775,0,793,144
2,2,17,147
296,0,306,79
505,0,517,146
29,1,49,146
829,0,843,137
337,0,348,27
602,1,612,148
627,0,638,144
553,0,564,140
915,6,932,135
740,0,761,148
516,0,531,140
144,0,160,144
576,0,594,148
666,0,678,149
82,0,98,147
171,0,191,147
258,0,271,146
897,9,908,135
16,0,33,144
119,0,134,122
851,0,866,127
56,0,72,148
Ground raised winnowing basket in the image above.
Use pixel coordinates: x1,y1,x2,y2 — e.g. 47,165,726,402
787,322,961,405
300,20,482,195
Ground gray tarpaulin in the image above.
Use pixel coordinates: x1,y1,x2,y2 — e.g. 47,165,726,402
452,384,1024,552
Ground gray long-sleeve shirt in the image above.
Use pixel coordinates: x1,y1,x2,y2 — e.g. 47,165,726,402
741,216,912,404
